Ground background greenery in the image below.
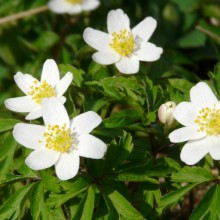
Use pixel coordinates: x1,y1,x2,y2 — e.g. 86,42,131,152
0,0,220,219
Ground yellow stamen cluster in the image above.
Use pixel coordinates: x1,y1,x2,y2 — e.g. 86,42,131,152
28,80,56,104
42,123,74,153
67,0,81,4
109,29,135,57
194,105,220,136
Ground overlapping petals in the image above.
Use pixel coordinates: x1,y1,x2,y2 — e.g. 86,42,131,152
13,98,107,180
5,59,73,120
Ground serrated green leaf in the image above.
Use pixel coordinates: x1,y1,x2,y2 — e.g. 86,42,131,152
209,62,220,97
46,176,90,207
190,184,220,220
157,183,198,214
103,185,144,220
172,166,214,183
0,183,33,219
0,119,20,133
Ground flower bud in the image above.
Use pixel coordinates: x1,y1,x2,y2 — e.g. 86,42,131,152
158,101,176,126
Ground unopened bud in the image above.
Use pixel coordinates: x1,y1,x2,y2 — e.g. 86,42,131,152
158,101,176,126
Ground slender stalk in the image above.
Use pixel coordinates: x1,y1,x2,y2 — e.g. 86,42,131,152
0,5,49,25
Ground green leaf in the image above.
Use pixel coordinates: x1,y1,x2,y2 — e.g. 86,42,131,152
157,183,198,214
172,166,214,183
59,64,84,87
0,183,33,219
72,185,95,220
209,62,220,97
103,185,144,220
0,119,20,133
190,184,220,220
46,176,90,207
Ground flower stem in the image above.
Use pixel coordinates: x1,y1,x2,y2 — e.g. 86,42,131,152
0,5,49,25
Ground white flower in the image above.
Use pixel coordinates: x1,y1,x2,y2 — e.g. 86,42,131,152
158,101,176,126
83,9,163,74
13,98,107,180
48,0,100,15
169,82,220,165
5,59,73,120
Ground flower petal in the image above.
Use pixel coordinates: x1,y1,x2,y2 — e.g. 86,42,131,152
92,51,120,65
71,111,102,135
173,102,200,126
25,108,42,120
67,4,82,14
83,28,111,51
14,72,36,95
180,139,208,165
136,42,163,61
25,149,60,170
55,151,79,180
48,0,77,14
115,56,139,74
4,96,37,113
132,17,157,42
77,134,107,159
42,98,70,127
190,82,218,108
169,127,206,143
13,123,45,149
55,72,73,97
41,59,60,86
81,0,100,11
207,136,220,160
107,9,130,34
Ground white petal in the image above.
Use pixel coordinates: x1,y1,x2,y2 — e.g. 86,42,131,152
115,56,139,74
14,72,36,95
92,51,120,65
207,136,220,160
55,72,73,97
48,0,76,14
136,42,163,61
169,127,206,143
25,149,60,170
13,123,45,149
4,96,37,113
190,82,218,108
67,4,82,14
81,0,100,11
180,139,208,165
55,151,79,180
83,28,111,51
25,108,42,120
107,9,130,34
42,98,70,127
58,96,66,104
173,102,200,127
132,17,157,42
78,134,107,159
41,59,60,86
71,111,102,135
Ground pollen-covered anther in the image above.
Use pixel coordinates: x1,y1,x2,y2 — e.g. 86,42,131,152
43,123,76,153
109,29,135,56
28,80,56,104
194,105,220,136
66,0,81,4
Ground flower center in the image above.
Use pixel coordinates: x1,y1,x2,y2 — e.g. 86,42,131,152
194,105,220,136
109,29,135,57
42,124,76,153
66,0,81,4
28,80,56,104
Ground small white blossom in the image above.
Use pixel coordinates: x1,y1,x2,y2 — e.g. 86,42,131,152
158,101,176,126
169,82,220,165
83,9,163,74
5,59,73,120
48,0,100,15
13,98,107,180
